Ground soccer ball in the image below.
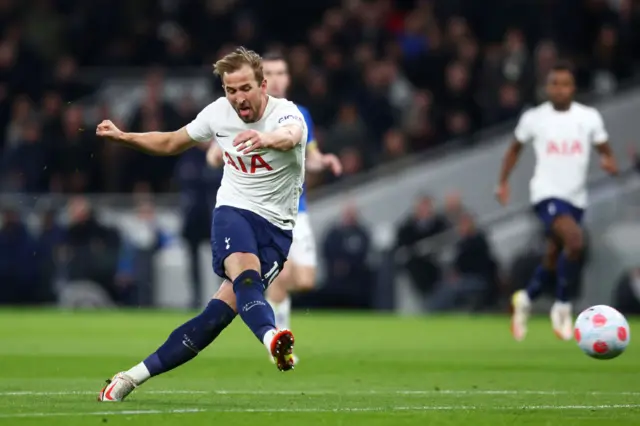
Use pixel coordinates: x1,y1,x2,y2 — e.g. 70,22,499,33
574,305,630,360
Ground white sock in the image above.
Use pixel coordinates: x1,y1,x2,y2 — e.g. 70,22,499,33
126,362,151,385
277,296,291,330
268,296,291,330
262,328,277,355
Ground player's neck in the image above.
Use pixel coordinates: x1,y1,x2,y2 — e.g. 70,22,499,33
552,101,573,112
256,94,270,121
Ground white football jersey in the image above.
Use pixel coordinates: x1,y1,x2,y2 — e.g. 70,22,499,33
514,101,609,208
186,96,307,229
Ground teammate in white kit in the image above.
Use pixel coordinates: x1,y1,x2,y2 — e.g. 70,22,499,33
207,53,342,354
94,47,307,402
496,63,618,341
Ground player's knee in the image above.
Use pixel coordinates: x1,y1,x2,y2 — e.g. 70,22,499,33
564,230,584,260
294,267,316,291
224,252,261,281
212,281,237,313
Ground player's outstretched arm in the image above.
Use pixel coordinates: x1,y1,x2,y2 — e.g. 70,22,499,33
496,140,524,205
263,124,303,151
305,142,342,176
233,124,303,154
206,143,224,168
595,142,619,176
96,120,197,156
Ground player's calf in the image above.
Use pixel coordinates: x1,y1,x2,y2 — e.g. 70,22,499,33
97,298,236,401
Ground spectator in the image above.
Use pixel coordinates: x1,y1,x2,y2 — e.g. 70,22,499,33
296,203,372,310
0,121,49,192
0,207,41,304
61,196,121,301
175,142,221,309
0,0,638,195
428,213,498,312
36,208,64,302
381,128,408,162
116,199,172,307
395,195,448,297
51,105,102,193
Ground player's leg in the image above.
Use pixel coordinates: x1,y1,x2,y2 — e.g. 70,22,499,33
267,261,294,330
226,251,296,371
97,207,249,402
511,237,560,341
223,208,296,371
267,214,316,328
98,283,237,402
550,211,584,340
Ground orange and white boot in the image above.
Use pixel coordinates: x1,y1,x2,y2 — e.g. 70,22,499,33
265,329,296,372
97,372,137,402
551,301,573,341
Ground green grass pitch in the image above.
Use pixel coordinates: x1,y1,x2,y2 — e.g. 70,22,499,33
0,309,638,425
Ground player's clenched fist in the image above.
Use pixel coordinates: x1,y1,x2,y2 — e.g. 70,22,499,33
96,120,124,142
233,129,266,154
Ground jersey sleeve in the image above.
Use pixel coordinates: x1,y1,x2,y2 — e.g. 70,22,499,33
272,102,307,145
514,110,534,144
274,103,306,130
185,104,215,143
590,110,609,145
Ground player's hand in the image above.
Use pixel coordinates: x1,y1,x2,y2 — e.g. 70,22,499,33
322,153,343,176
600,156,618,176
96,120,124,142
233,130,265,154
495,182,510,206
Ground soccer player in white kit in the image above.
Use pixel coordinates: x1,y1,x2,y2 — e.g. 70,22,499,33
207,53,342,357
496,63,618,342
94,48,307,402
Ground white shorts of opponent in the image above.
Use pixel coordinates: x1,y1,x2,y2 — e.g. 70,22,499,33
288,212,317,267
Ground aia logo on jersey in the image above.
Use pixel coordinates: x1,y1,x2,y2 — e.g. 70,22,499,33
224,152,273,173
546,140,583,156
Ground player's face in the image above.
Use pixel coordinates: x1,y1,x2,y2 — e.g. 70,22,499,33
222,64,267,123
546,70,575,109
263,59,290,99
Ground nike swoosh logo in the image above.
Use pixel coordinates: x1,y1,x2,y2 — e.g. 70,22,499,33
215,132,228,138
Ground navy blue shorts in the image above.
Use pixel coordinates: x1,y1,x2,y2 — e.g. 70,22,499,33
210,206,293,286
533,198,584,234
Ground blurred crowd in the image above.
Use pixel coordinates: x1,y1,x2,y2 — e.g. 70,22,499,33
0,190,510,312
2,0,640,193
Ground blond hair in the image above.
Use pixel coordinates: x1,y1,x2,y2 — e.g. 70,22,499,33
213,47,264,83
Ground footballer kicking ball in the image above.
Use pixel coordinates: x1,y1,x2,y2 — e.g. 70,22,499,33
574,305,630,360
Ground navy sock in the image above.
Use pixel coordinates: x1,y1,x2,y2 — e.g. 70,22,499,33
525,265,555,300
233,270,276,343
556,253,580,303
143,299,236,377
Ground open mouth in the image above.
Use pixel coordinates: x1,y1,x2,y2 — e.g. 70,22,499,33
238,105,251,117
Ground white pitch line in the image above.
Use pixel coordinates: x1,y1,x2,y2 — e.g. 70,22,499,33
1,389,640,397
0,404,639,419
